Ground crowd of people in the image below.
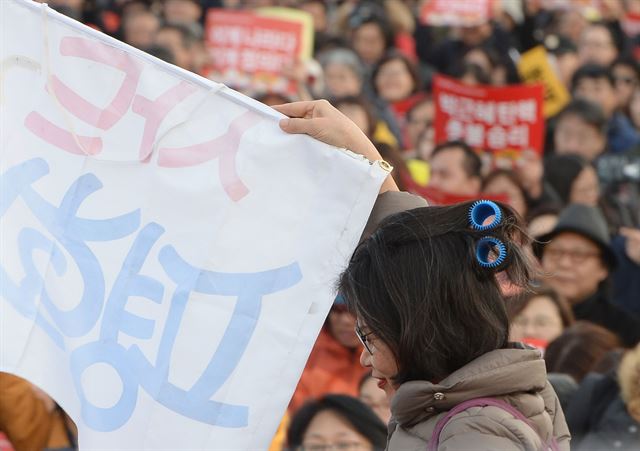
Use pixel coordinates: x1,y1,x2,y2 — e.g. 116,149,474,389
2,0,640,450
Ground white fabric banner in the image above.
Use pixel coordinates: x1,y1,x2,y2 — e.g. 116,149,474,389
0,1,386,448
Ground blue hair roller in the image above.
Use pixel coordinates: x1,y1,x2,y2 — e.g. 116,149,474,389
476,236,507,269
469,200,502,231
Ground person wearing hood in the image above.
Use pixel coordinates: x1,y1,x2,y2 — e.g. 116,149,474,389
535,203,640,347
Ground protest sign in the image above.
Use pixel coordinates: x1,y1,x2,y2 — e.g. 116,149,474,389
420,0,491,26
518,46,570,118
0,0,386,449
433,75,545,163
205,8,312,95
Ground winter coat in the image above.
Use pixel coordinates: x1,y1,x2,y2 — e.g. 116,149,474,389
567,371,640,451
573,288,640,347
386,346,571,451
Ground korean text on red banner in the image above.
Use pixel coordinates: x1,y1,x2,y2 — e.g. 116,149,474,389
433,75,545,158
205,9,305,93
420,0,491,26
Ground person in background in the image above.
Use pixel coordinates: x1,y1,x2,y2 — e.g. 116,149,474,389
544,154,600,207
553,98,608,162
572,64,640,154
286,395,387,451
161,0,202,25
630,87,640,130
578,21,621,66
544,321,621,384
154,23,200,73
372,52,422,118
358,373,391,425
526,204,561,240
427,141,482,196
566,343,640,450
507,285,574,347
288,297,368,413
347,3,395,69
402,97,434,187
612,57,640,116
482,169,530,219
536,203,640,346
121,9,159,50
317,48,365,99
334,96,376,140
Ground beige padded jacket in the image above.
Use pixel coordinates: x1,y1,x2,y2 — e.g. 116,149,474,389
386,346,571,451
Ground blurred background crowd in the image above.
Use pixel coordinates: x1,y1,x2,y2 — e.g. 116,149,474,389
1,0,640,450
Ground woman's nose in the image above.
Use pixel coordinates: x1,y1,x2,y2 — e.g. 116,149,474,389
360,348,371,367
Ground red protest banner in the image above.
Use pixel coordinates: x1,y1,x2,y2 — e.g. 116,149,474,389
420,0,491,26
433,75,545,161
205,9,305,93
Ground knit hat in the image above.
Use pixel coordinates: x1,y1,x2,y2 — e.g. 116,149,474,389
544,154,590,205
534,203,617,269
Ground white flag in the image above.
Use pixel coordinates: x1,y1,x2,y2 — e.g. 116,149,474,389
0,0,386,448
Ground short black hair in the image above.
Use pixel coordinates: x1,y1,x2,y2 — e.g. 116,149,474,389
431,140,483,179
571,63,615,91
612,56,640,80
555,98,608,135
348,3,395,52
286,395,387,450
338,201,535,384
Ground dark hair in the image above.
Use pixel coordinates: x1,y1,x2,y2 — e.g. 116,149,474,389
505,284,574,328
349,3,395,52
543,154,592,205
371,51,421,98
555,98,608,135
338,201,536,384
451,61,492,85
333,96,377,138
571,63,615,91
545,321,621,383
142,44,175,65
286,395,387,450
431,140,483,179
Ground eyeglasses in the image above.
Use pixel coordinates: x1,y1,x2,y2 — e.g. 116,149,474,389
543,247,600,264
614,75,637,86
299,442,367,451
355,324,374,354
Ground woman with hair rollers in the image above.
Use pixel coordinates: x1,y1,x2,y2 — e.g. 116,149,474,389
275,100,570,450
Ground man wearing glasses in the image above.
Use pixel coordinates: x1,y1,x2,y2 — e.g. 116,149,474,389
536,204,640,347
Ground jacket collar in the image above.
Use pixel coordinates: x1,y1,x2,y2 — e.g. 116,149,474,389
390,346,547,428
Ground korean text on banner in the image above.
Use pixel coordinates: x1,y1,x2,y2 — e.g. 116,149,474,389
420,0,491,26
518,46,570,118
433,75,545,161
0,0,386,449
205,8,312,94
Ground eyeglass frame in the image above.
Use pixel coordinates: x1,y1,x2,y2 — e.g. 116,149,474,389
355,324,374,354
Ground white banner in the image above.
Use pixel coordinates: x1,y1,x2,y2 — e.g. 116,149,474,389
0,1,386,448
